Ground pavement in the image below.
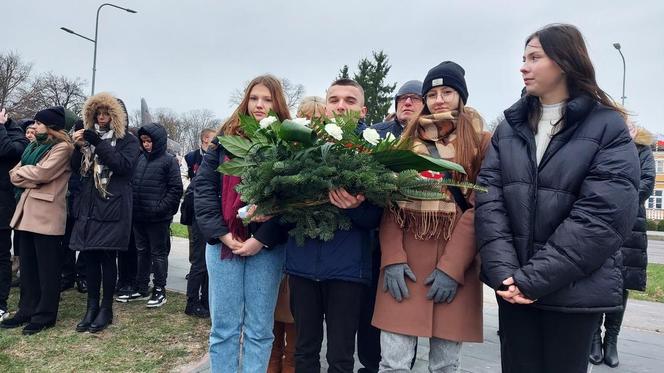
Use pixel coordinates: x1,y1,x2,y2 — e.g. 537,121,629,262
167,236,664,373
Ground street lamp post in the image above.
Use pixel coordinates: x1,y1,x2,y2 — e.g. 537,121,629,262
613,42,626,106
61,3,137,95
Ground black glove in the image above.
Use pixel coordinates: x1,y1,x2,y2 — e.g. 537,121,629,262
383,263,417,302
83,129,101,145
425,269,458,303
73,119,84,132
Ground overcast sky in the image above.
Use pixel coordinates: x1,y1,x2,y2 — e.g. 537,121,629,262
6,0,664,134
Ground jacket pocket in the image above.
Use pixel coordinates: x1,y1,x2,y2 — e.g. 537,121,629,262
92,194,122,222
30,191,55,202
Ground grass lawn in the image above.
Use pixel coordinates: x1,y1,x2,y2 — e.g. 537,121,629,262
171,223,188,239
630,263,664,303
0,288,209,372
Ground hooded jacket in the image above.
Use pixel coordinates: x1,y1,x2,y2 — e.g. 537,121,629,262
69,92,140,251
0,118,29,229
476,95,640,313
133,123,183,222
621,128,655,290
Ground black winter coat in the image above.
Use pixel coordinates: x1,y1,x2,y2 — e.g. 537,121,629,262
194,139,286,248
621,131,655,291
476,96,640,313
0,118,28,229
133,123,183,222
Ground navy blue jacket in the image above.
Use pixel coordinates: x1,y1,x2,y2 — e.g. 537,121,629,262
476,95,639,313
133,123,183,223
0,118,28,229
370,119,404,139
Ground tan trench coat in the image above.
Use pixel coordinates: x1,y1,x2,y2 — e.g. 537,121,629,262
371,133,490,342
10,141,73,236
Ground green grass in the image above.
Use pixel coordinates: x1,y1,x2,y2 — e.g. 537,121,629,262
630,263,664,303
170,223,188,239
0,288,209,372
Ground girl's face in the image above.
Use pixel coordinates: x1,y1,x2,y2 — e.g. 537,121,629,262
425,86,460,114
34,121,48,135
25,127,36,141
520,37,567,101
96,108,111,127
247,84,273,121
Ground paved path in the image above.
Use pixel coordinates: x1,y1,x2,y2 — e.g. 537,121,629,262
167,237,664,373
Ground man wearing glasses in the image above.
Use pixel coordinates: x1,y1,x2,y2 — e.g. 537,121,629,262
371,80,424,139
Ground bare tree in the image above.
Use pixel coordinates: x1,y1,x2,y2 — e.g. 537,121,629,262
10,73,87,119
0,51,33,111
228,77,305,112
179,109,218,153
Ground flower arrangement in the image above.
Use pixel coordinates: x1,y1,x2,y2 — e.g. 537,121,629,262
217,111,484,245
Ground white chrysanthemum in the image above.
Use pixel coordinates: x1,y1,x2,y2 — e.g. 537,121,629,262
362,128,381,145
324,123,343,140
259,116,277,129
291,117,310,127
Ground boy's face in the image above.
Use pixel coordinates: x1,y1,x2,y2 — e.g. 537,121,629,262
140,134,153,153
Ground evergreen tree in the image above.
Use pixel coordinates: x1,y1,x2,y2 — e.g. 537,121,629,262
338,51,396,125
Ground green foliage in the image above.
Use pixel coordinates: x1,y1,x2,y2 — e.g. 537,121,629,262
215,110,482,245
647,219,658,231
657,219,664,232
338,65,350,80
341,50,397,125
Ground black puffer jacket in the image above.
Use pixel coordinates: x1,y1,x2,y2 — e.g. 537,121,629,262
0,118,29,229
69,93,141,251
621,129,655,291
476,95,640,313
133,123,183,222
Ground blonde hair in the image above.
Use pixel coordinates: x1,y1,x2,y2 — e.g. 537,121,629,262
297,96,326,120
48,128,73,144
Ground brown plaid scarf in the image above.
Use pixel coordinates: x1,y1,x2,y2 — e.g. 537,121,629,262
391,109,483,240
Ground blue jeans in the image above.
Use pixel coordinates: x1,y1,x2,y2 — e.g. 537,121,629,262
206,243,285,373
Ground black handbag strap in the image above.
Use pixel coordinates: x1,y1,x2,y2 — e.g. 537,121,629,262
423,141,469,212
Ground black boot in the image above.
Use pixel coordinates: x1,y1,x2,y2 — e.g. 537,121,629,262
89,305,113,333
604,307,626,368
76,298,99,332
589,326,603,365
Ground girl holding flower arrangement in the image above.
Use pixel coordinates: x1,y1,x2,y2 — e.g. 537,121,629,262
194,75,291,373
371,61,491,372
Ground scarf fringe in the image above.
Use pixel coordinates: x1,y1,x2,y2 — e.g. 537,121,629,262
390,204,456,241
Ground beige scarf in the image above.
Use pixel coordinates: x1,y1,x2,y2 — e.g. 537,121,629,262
391,109,483,240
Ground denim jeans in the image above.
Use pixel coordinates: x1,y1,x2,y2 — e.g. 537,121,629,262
206,243,285,373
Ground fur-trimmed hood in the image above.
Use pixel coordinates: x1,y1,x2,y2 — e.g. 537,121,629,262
634,127,654,146
82,92,127,138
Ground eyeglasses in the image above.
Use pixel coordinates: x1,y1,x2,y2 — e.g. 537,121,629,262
426,90,457,102
397,94,423,104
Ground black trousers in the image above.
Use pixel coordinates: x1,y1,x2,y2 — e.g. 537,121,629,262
16,231,62,324
357,245,382,373
134,221,171,292
497,296,600,373
61,216,86,283
117,231,137,289
85,250,117,307
0,228,12,310
186,220,208,304
289,275,365,373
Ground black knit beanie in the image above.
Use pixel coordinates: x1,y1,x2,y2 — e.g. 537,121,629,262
422,61,469,104
34,106,66,131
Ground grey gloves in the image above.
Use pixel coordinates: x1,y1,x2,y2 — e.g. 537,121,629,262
425,269,458,303
383,263,417,302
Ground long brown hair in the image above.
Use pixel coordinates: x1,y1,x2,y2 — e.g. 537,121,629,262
400,98,483,182
48,128,73,144
525,24,626,126
219,75,291,137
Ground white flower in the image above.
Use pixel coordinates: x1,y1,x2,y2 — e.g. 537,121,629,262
291,117,310,127
259,116,277,129
362,128,381,145
324,123,343,141
328,117,337,123
384,132,396,142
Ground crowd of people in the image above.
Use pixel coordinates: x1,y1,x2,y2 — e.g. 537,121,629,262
0,23,655,373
